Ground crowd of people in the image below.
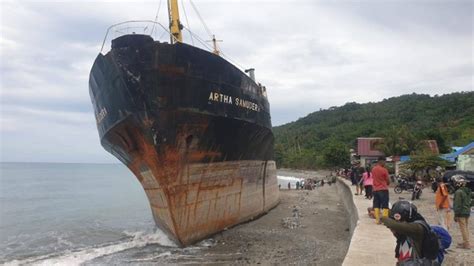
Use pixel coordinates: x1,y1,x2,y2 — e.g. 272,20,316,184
282,176,337,191
281,158,471,264
340,156,471,265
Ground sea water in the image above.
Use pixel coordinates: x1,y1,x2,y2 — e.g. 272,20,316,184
277,175,304,189
0,162,297,265
0,162,179,265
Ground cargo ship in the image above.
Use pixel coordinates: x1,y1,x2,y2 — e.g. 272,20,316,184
89,0,279,246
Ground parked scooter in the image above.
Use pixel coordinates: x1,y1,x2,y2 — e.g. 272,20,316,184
431,177,456,194
394,177,415,194
412,181,424,200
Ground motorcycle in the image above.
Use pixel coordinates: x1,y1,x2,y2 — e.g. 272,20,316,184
394,177,415,194
412,181,424,200
431,178,456,194
447,183,456,194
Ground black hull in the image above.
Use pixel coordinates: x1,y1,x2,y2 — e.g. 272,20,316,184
89,34,278,246
90,34,273,164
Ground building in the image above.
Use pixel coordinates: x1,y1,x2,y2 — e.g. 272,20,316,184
357,137,440,174
357,137,384,167
441,142,474,171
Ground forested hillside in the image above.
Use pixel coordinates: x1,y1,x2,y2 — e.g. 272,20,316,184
273,92,474,169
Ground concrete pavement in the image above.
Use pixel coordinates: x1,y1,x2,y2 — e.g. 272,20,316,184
336,177,397,266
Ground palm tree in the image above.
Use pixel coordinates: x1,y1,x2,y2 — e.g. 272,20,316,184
376,126,420,157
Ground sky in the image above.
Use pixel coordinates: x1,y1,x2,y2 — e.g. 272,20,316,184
0,0,472,163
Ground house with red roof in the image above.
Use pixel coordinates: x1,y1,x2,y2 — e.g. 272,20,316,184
357,137,385,167
357,137,440,174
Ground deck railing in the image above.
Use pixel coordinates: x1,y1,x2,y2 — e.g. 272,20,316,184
98,20,249,78
99,20,215,55
100,20,176,53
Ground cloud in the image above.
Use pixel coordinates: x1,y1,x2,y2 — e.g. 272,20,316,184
0,104,112,163
0,0,472,162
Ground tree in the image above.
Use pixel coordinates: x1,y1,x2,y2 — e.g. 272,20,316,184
422,129,450,154
400,152,451,181
273,92,474,170
274,143,285,168
376,125,420,156
322,141,350,169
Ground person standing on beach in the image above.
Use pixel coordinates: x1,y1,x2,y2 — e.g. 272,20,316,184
350,164,357,185
354,163,364,195
452,175,471,249
372,156,390,224
435,176,450,230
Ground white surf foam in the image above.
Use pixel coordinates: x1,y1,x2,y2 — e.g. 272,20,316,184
277,175,304,182
4,229,176,266
277,175,305,189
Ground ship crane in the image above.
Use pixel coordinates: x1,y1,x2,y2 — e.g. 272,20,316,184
168,0,222,56
168,0,183,43
167,0,252,79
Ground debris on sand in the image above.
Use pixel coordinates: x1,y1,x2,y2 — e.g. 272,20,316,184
282,206,301,229
282,217,300,229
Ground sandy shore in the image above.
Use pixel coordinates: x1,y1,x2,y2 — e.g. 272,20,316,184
162,169,350,265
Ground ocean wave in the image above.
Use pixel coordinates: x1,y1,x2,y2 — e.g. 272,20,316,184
4,229,176,266
277,175,304,181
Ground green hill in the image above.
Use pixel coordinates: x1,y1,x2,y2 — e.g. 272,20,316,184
273,92,474,169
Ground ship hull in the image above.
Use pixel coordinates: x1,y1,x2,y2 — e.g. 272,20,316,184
89,34,279,246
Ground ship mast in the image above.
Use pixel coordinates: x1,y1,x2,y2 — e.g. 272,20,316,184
210,35,222,56
168,0,183,43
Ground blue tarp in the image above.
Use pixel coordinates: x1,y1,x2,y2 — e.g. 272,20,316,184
441,142,474,163
399,142,474,163
400,155,411,162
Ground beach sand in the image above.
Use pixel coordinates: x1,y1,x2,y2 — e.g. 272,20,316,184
163,169,351,265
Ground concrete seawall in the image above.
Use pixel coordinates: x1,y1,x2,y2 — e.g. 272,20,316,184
335,177,359,236
335,177,397,265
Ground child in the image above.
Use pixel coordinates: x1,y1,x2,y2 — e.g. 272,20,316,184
362,167,373,199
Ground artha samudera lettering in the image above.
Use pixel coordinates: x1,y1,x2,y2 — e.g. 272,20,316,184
208,91,260,112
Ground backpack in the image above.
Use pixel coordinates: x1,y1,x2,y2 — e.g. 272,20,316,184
413,221,441,261
430,225,452,263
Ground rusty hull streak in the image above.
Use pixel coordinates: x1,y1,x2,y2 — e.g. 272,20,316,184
109,121,248,245
106,121,278,246
157,64,186,75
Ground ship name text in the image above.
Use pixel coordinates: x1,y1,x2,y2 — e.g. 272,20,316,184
208,92,260,112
